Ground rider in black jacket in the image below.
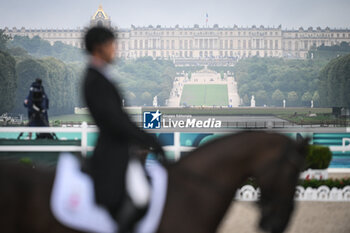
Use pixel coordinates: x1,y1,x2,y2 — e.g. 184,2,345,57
83,26,164,231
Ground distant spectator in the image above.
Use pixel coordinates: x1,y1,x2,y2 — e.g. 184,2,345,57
22,78,49,139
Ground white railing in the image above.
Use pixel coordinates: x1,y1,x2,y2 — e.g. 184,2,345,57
0,122,97,157
0,123,350,165
235,185,350,202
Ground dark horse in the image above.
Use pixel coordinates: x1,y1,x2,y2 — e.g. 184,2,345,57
0,131,308,233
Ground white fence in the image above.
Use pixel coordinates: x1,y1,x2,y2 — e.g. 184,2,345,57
0,122,350,162
235,185,350,202
0,122,95,157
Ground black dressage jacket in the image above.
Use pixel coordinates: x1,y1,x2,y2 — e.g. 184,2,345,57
83,66,162,212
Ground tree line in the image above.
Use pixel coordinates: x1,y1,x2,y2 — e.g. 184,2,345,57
0,31,175,116
233,49,350,108
233,57,326,107
1,29,349,115
318,53,350,107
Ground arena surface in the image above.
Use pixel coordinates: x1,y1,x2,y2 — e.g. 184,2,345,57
218,201,350,233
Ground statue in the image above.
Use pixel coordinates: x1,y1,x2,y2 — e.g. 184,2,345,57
153,95,158,107
311,100,314,108
250,95,256,107
283,99,286,108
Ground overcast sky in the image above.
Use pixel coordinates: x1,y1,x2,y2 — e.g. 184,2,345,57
1,0,350,29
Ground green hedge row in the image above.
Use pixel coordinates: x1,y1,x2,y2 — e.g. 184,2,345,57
305,144,332,170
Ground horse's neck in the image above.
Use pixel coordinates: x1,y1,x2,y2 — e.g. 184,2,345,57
160,133,279,232
179,134,270,188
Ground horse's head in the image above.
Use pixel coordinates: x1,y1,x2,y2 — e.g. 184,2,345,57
256,134,308,233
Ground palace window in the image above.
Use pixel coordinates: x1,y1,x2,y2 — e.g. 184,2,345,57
184,40,188,49
145,40,148,49
161,40,164,49
172,40,175,49
139,40,143,49
275,40,278,49
153,39,157,49
243,40,246,49
166,40,170,49
179,40,183,49
248,40,252,49
189,40,193,49
270,40,273,49
225,40,228,49
230,40,233,49
238,40,241,49
134,40,138,49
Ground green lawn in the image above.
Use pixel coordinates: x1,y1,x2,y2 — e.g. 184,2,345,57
180,84,228,106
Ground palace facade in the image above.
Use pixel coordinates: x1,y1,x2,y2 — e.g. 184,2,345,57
3,5,350,62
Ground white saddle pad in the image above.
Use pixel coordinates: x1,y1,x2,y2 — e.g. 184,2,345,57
51,153,168,233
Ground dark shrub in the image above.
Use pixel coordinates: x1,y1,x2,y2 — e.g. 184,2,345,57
305,145,332,169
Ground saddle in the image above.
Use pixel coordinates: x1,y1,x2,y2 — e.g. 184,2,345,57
51,153,168,233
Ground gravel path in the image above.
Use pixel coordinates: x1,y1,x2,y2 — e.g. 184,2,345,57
218,201,350,233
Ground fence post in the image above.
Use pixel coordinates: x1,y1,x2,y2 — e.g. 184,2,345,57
174,132,181,161
81,122,88,157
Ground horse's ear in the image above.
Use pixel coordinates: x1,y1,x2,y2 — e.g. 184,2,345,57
296,135,310,156
296,133,303,143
